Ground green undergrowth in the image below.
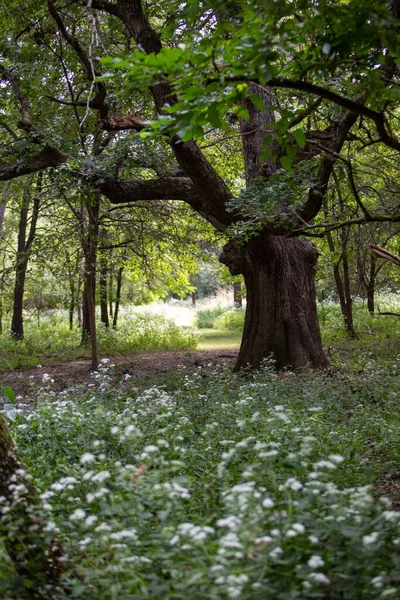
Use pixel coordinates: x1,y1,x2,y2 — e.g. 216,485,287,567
1,358,400,598
320,302,400,371
2,298,400,371
197,328,241,350
0,312,197,371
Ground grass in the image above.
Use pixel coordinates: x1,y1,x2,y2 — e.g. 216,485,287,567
197,328,241,350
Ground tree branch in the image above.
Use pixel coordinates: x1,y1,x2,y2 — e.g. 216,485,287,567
0,64,31,127
0,146,69,182
370,244,400,267
100,177,198,203
102,115,148,131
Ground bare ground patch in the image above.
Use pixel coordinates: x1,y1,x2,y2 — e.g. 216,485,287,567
1,349,238,398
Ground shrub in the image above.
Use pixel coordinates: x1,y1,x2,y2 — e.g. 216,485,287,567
196,306,227,328
213,307,245,331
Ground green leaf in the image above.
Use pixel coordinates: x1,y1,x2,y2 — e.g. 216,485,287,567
286,145,297,160
233,105,250,120
250,94,265,111
292,129,306,149
280,155,294,171
2,386,15,404
259,148,273,163
261,134,273,150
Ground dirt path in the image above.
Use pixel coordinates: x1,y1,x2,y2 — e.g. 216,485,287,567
1,349,238,398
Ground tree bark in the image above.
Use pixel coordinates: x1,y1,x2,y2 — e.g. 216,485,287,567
99,254,109,328
108,269,114,318
11,177,41,340
80,194,100,371
367,252,377,314
112,266,123,330
221,236,328,371
233,281,242,308
0,414,73,598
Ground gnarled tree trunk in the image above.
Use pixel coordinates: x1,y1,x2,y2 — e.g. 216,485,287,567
221,236,327,371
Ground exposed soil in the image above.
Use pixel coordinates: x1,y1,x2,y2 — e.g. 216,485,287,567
1,349,238,398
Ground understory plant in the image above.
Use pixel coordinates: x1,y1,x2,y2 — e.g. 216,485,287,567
1,358,400,599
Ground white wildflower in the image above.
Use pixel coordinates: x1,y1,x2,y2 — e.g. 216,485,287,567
328,454,344,464
216,515,241,529
69,508,86,521
363,532,379,546
309,572,330,585
262,497,275,508
285,478,303,491
308,555,324,568
91,470,110,483
80,452,96,465
322,43,331,55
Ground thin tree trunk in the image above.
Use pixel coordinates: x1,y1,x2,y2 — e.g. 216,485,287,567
221,236,328,371
112,266,123,330
0,181,11,243
0,414,73,598
367,253,377,314
99,254,109,328
85,269,99,370
69,278,75,330
80,194,100,368
11,176,42,340
324,209,357,338
81,281,90,343
108,268,113,318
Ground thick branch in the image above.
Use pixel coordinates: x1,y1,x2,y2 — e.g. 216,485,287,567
82,0,233,222
299,108,360,222
100,177,197,203
100,176,232,231
102,115,147,131
265,79,400,152
0,146,68,182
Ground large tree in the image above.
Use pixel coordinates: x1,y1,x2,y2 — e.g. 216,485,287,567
1,0,399,370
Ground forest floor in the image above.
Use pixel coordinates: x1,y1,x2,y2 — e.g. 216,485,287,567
1,349,238,398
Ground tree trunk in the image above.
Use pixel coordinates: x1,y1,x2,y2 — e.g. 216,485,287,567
99,255,109,328
325,220,357,338
81,282,90,343
0,414,73,598
11,258,28,339
80,193,100,361
108,269,113,318
0,181,11,243
367,252,377,314
233,281,242,308
11,177,41,340
68,277,75,331
85,269,99,370
112,266,123,330
221,236,328,371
